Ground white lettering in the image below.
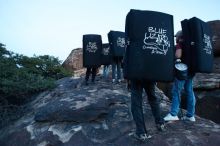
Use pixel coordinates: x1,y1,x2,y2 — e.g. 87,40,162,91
143,27,170,55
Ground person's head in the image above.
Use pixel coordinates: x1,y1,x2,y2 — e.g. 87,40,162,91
175,30,183,43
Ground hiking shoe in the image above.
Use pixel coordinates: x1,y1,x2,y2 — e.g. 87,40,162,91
91,81,95,85
156,124,165,132
84,81,88,86
112,79,116,83
164,113,179,121
133,133,152,142
181,116,196,122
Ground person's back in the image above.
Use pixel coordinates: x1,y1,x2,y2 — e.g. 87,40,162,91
123,9,176,142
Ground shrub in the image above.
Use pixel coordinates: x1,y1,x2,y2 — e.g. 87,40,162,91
0,43,72,104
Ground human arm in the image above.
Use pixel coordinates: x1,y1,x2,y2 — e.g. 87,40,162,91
175,43,182,59
175,47,182,59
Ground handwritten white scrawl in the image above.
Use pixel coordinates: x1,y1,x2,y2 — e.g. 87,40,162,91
203,34,212,55
86,42,98,53
117,37,125,48
143,27,170,55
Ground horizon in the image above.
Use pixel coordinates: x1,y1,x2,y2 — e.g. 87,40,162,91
0,0,219,62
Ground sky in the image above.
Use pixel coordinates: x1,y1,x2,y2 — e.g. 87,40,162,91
0,0,219,62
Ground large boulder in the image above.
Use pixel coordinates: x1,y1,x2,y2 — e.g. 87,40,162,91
195,90,220,123
193,57,220,123
193,72,220,123
0,76,220,146
62,48,83,72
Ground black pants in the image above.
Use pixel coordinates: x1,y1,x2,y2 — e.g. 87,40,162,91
85,67,97,82
130,80,164,135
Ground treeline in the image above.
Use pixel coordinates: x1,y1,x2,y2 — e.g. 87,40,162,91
0,43,72,105
0,43,72,113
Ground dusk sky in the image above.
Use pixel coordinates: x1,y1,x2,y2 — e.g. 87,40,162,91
0,0,219,61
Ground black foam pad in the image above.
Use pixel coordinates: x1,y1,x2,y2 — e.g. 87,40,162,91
124,9,175,82
181,17,213,73
83,34,102,67
101,43,112,65
108,31,125,57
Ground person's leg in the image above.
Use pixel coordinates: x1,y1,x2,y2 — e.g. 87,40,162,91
112,62,116,82
127,79,131,91
91,67,97,82
106,65,109,78
116,62,122,81
130,80,147,135
184,77,196,117
144,81,164,125
170,78,185,116
103,65,106,78
103,65,109,79
85,67,91,85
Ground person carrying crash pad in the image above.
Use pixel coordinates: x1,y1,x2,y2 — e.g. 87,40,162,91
164,30,196,122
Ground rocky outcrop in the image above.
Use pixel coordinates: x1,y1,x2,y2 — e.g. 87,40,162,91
192,57,220,123
193,73,220,90
0,76,220,146
62,48,83,72
193,71,220,123
208,20,220,56
195,89,220,123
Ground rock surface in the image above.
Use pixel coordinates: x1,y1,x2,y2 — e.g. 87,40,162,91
193,73,220,90
193,71,220,124
0,76,220,146
62,48,83,72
